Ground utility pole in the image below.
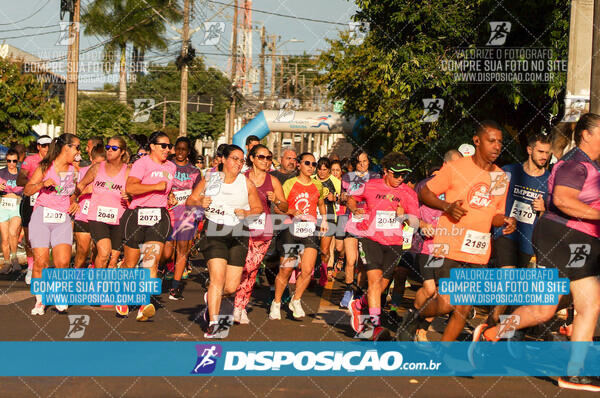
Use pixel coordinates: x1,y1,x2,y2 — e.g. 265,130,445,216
162,96,167,129
64,0,80,135
228,0,239,144
269,35,277,104
259,26,266,110
179,0,191,136
591,0,600,113
294,63,298,96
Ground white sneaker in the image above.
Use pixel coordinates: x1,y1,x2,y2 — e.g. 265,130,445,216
233,307,242,324
289,299,305,319
269,301,281,320
240,308,250,324
55,305,68,313
31,301,45,315
25,269,32,285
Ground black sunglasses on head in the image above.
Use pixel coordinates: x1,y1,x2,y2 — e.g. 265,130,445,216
152,142,173,150
303,161,317,167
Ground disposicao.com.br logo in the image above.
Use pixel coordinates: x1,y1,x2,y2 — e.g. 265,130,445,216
191,347,441,374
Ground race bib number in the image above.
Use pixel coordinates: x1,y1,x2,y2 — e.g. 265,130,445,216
138,208,161,226
30,192,39,206
460,229,491,255
0,197,17,211
97,206,118,224
402,225,414,250
375,210,400,230
509,200,535,225
293,221,315,238
43,207,66,224
81,200,90,215
174,189,192,204
248,213,266,230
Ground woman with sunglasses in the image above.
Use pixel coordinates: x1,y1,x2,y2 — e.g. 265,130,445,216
313,157,341,286
188,144,263,338
339,150,380,309
73,145,105,269
163,137,202,300
17,135,51,284
270,152,328,320
122,131,176,321
233,144,287,324
347,152,419,340
0,150,24,274
24,133,81,315
76,137,130,279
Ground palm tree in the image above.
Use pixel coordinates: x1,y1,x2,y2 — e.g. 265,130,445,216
81,0,181,103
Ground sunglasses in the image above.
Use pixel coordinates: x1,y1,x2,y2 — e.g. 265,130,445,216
38,143,49,148
303,161,317,167
6,159,18,164
153,142,173,150
228,156,244,164
105,145,122,152
137,152,147,157
256,154,273,161
390,170,409,179
68,144,80,151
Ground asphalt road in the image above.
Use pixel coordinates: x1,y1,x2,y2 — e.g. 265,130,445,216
0,266,589,397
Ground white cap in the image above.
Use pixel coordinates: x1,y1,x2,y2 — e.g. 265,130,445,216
458,143,475,157
37,136,52,145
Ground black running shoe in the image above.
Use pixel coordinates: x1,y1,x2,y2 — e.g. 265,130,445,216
396,308,419,341
169,288,184,301
558,376,600,392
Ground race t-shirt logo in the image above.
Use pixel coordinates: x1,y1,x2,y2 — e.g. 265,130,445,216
294,192,310,214
467,183,491,208
192,344,222,374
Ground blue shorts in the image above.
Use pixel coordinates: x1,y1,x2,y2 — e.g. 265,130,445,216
0,201,21,222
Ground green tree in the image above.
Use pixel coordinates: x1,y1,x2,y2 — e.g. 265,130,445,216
128,58,230,141
0,58,64,145
81,0,181,104
320,0,569,173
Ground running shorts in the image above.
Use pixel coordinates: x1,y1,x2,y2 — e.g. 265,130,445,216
29,206,73,248
277,224,320,257
359,238,403,280
533,217,600,282
123,207,172,249
0,200,21,222
492,236,533,268
73,220,89,234
19,196,34,227
197,219,249,266
89,220,124,251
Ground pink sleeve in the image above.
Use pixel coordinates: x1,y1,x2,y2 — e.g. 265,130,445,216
129,158,146,180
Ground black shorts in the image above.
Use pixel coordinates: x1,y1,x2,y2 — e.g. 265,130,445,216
123,207,172,249
277,225,320,259
73,220,89,234
19,197,34,228
359,238,403,280
198,220,249,266
336,214,349,239
492,236,533,268
89,220,124,251
432,258,480,283
417,252,440,282
533,217,600,282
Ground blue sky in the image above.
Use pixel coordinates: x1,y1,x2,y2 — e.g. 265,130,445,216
0,0,359,90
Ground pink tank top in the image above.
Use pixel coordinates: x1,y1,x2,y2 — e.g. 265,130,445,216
34,163,77,213
245,169,273,240
88,162,128,225
74,165,91,222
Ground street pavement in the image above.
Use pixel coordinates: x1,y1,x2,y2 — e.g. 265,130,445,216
0,265,585,397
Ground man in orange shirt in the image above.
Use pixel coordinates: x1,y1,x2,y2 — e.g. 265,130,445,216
397,120,516,341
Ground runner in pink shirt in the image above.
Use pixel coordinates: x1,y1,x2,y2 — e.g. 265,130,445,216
346,152,419,340
73,145,105,269
16,135,51,284
24,134,81,315
122,131,176,322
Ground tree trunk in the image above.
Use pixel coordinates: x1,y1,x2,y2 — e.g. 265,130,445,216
118,45,127,104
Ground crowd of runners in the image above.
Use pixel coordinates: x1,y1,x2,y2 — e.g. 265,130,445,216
0,114,598,391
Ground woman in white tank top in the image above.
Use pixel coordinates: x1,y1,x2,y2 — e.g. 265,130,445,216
187,145,263,338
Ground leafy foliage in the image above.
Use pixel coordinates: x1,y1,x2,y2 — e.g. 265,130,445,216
0,58,64,145
320,0,570,173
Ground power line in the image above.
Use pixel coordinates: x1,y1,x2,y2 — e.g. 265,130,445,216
0,0,51,26
206,0,347,26
0,30,62,41
0,24,56,33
